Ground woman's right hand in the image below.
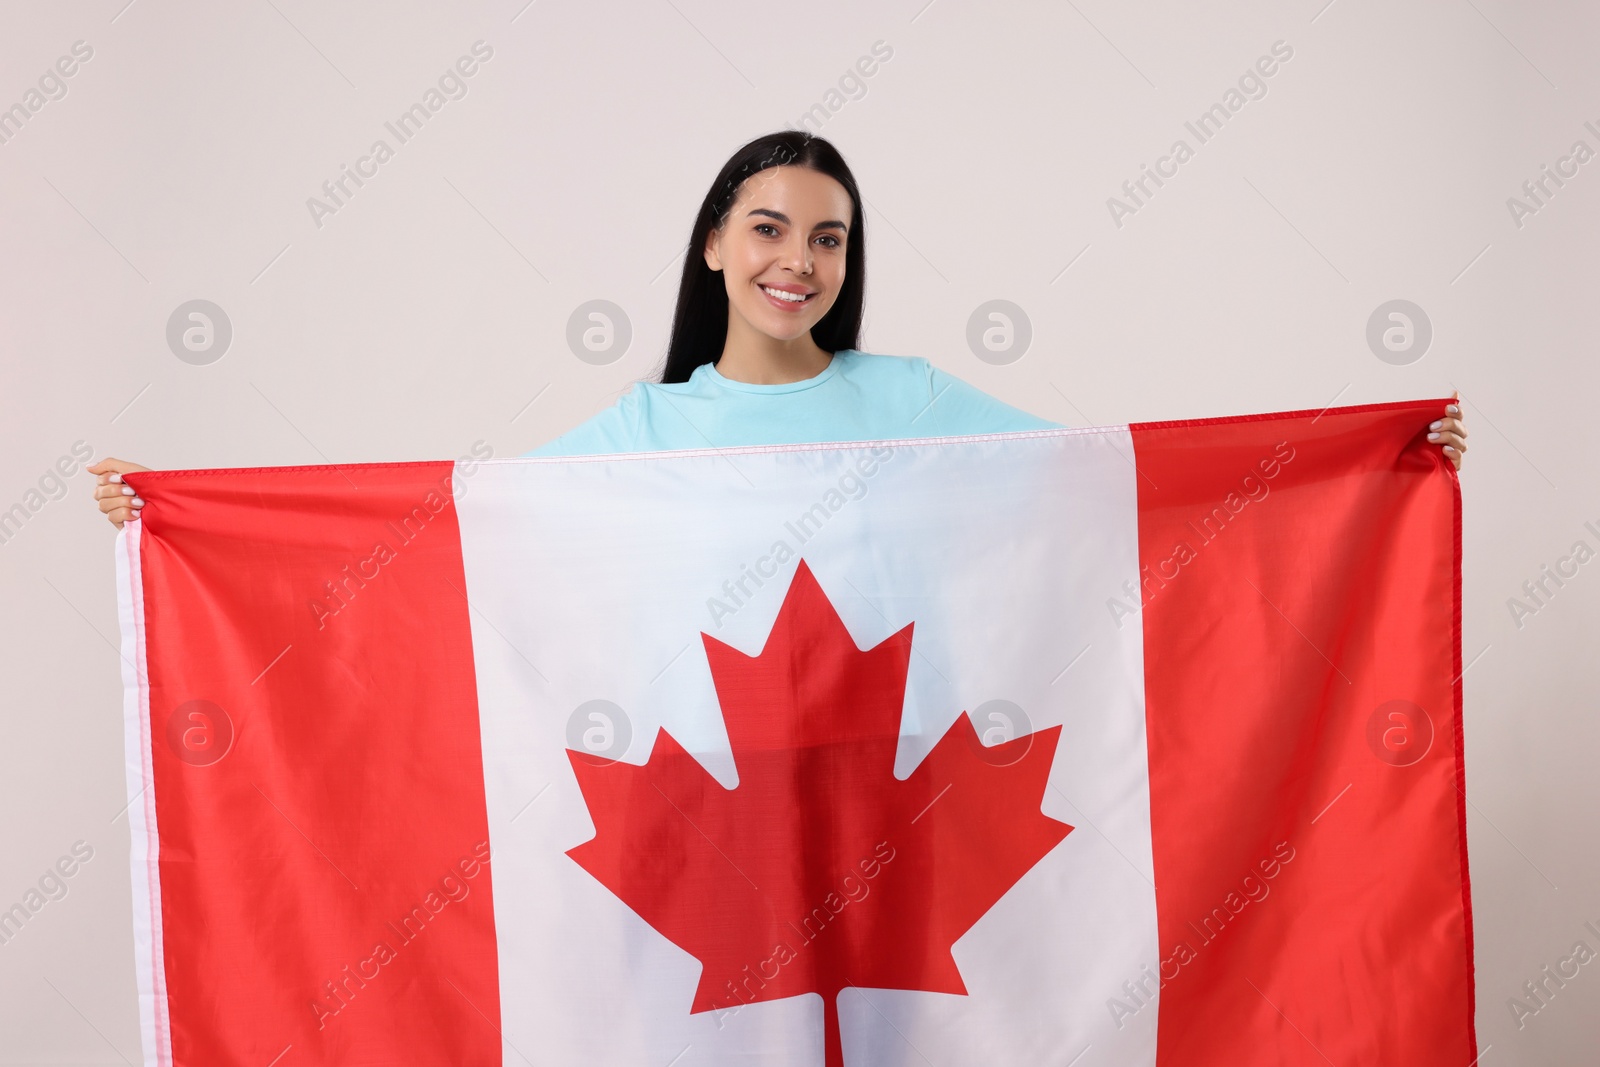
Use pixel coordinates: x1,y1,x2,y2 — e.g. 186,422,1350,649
87,457,152,529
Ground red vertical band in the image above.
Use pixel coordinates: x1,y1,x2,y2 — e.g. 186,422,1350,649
1131,401,1474,1065
125,463,501,1066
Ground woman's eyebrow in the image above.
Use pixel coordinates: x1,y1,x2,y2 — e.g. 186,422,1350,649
746,208,848,232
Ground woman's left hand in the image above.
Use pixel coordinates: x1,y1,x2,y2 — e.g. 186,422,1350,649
1429,390,1468,471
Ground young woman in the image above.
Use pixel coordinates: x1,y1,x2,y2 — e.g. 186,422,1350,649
89,130,1467,519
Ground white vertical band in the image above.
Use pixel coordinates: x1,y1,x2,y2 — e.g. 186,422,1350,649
116,519,171,1067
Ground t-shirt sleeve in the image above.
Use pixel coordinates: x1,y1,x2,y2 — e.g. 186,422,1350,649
916,357,1065,435
521,385,642,457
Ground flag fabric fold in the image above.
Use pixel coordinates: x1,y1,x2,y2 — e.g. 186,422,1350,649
115,399,1474,1066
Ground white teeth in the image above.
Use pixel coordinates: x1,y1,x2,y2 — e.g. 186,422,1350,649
762,286,808,303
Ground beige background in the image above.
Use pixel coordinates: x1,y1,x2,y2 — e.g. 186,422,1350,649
1,0,1595,1062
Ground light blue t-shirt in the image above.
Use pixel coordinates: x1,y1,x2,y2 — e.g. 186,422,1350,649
523,349,1062,457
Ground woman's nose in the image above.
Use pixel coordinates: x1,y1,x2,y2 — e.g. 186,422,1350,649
781,236,812,274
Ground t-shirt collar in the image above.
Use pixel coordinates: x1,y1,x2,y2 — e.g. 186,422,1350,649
697,350,848,394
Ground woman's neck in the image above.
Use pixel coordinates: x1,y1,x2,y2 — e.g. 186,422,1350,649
714,323,833,385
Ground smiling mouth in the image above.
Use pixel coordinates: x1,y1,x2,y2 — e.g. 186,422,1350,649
759,284,816,306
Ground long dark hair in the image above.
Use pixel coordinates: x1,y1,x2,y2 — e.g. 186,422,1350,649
656,131,866,384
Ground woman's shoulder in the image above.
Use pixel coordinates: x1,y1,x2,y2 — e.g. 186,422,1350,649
833,347,920,367
835,349,995,405
841,347,1065,433
829,348,934,383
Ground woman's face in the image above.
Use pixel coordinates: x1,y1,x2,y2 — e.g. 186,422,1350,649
703,165,853,343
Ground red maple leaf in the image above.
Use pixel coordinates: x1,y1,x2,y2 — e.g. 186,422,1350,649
567,558,1072,1067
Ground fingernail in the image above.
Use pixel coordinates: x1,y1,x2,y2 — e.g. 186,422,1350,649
1430,420,1442,430
110,473,123,483
1428,432,1441,440
1446,404,1459,413
1444,445,1456,452
131,497,145,507
121,486,135,496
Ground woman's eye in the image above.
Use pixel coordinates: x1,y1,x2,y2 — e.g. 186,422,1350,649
754,223,779,236
816,235,840,249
